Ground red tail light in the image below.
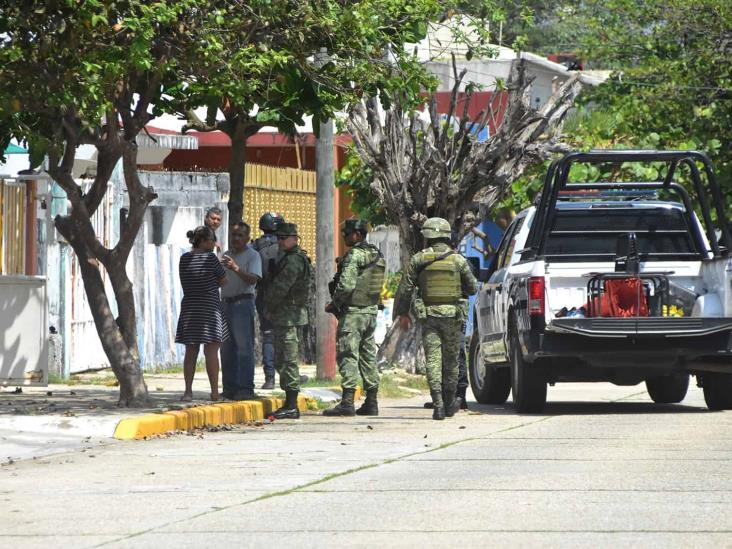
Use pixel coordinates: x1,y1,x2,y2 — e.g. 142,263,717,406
528,277,545,316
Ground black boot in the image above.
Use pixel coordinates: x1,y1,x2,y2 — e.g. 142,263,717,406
443,387,459,418
356,389,379,416
323,388,356,416
456,385,468,410
270,390,300,420
431,391,445,420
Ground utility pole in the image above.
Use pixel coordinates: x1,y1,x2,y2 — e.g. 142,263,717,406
315,48,337,380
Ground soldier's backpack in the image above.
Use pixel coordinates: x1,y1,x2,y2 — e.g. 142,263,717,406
349,244,386,307
417,249,462,305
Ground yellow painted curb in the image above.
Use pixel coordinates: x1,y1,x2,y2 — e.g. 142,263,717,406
113,395,312,440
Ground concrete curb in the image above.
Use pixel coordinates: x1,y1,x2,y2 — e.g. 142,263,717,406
113,395,314,440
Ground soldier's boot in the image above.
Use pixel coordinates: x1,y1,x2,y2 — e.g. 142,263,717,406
431,390,445,420
270,390,300,420
443,387,460,418
261,376,275,390
323,388,356,416
356,389,379,416
456,385,468,410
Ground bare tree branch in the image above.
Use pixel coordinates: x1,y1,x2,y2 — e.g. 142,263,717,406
347,58,585,260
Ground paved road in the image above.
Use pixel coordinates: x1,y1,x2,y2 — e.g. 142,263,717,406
2,383,731,548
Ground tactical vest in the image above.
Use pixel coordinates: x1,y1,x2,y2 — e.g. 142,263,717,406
349,244,386,307
417,251,462,305
275,249,313,306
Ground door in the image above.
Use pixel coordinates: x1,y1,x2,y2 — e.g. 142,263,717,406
482,217,523,362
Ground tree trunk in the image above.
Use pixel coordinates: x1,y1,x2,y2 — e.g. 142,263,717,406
228,123,247,225
55,216,149,407
376,320,424,374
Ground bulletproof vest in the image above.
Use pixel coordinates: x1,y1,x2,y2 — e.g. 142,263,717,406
417,251,462,305
275,249,313,306
349,244,386,307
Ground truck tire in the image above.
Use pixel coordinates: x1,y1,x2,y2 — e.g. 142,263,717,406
468,332,511,404
645,373,689,404
510,330,547,413
702,372,732,410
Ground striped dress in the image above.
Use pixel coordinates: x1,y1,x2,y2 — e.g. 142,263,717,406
175,251,230,345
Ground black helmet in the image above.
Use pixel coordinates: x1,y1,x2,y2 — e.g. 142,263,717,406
259,212,284,233
341,218,369,236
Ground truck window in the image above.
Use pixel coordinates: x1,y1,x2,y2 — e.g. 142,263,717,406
544,207,698,260
503,216,526,267
496,216,525,270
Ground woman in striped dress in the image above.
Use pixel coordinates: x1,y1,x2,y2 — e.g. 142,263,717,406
176,225,229,401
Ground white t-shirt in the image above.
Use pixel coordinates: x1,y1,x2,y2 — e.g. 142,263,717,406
220,246,262,298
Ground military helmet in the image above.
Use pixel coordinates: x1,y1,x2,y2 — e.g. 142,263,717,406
421,217,452,240
259,212,285,233
341,218,369,236
276,222,299,237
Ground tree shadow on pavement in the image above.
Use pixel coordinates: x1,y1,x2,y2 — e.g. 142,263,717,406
0,387,208,418
468,400,711,416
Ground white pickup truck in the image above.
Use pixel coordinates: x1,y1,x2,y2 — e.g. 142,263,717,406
469,150,732,412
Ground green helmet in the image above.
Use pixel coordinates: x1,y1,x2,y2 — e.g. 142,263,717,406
421,217,451,240
341,218,369,236
276,222,299,237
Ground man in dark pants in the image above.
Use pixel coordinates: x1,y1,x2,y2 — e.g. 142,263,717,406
252,212,283,390
220,222,262,400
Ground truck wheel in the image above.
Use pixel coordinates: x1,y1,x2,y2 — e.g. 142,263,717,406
702,372,732,410
468,332,511,404
510,331,547,413
645,373,689,404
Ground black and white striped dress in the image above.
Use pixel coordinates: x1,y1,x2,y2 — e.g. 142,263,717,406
175,251,230,345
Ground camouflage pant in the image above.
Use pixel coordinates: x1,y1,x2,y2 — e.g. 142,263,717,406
273,325,301,392
420,316,463,394
336,311,379,391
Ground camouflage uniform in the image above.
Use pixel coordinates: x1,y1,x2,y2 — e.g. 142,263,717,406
394,218,479,419
263,230,311,393
323,220,385,417
331,241,383,392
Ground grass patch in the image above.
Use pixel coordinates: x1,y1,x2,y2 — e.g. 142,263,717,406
378,371,429,398
146,360,206,375
300,374,342,388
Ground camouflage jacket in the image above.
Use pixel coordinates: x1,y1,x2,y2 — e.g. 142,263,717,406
263,245,311,326
332,241,380,315
393,242,479,320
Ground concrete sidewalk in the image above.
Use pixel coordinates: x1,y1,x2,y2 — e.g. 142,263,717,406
0,364,348,462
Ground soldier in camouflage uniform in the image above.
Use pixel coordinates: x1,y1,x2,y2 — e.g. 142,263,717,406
394,217,479,420
262,223,313,420
323,219,386,417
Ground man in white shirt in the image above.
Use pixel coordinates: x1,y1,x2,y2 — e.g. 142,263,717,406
220,222,262,400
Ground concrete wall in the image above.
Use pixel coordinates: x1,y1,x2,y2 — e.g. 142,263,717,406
0,276,48,385
367,226,402,273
